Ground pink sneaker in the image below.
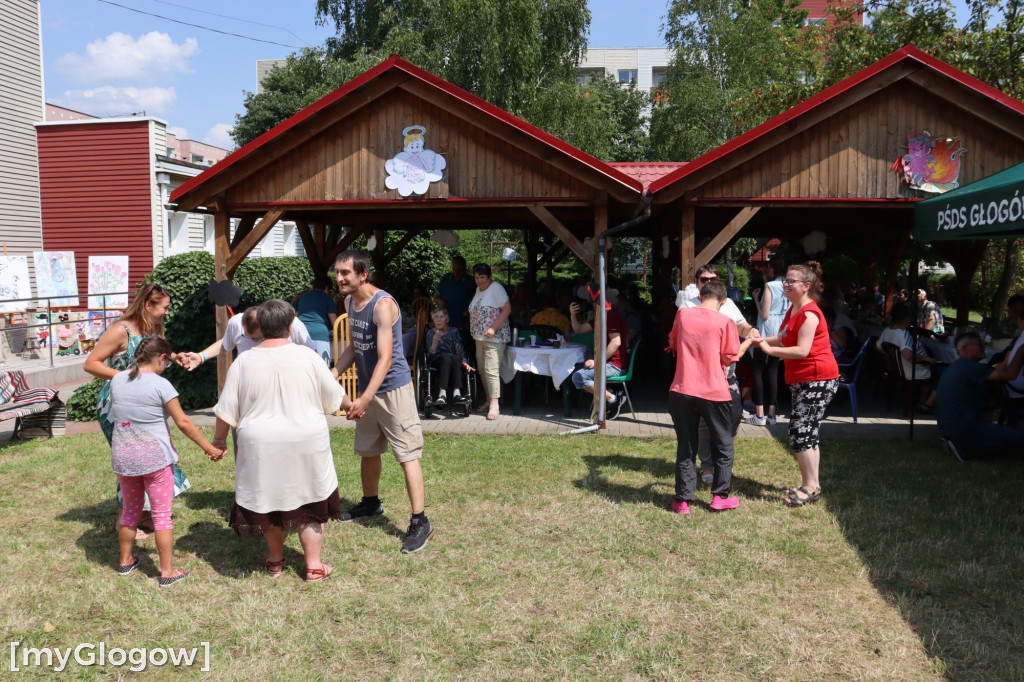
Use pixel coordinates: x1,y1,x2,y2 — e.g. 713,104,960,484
710,495,739,511
670,500,690,515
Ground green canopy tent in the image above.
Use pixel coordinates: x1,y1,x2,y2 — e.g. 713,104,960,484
914,162,1024,324
914,161,1024,241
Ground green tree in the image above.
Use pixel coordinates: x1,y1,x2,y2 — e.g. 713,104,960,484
313,0,589,115
650,0,817,161
525,73,650,162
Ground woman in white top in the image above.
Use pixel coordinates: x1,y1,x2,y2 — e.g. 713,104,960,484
468,263,511,420
213,300,350,582
876,303,939,412
747,256,791,425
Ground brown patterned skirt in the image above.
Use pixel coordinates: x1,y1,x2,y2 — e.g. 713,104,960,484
228,488,342,537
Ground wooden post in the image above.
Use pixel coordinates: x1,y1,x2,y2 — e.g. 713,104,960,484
680,195,696,286
213,207,232,392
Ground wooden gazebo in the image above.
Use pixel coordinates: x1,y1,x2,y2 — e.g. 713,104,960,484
170,56,644,390
647,45,1024,322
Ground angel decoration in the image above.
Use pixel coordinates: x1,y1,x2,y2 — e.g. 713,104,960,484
385,125,446,196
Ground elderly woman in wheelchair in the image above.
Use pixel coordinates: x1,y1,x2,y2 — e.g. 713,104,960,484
421,308,474,416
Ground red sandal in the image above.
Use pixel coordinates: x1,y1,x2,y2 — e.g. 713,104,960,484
266,558,285,578
305,564,333,583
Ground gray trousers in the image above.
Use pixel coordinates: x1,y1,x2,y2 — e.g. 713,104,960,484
698,378,742,469
670,391,736,500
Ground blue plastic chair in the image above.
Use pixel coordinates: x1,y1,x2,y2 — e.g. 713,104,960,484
837,337,874,423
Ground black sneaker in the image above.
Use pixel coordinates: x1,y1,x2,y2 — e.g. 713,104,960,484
117,556,140,577
158,569,189,588
401,517,434,554
340,498,384,522
434,394,447,407
608,393,628,420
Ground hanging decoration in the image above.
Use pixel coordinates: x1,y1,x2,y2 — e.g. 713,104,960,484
892,132,965,194
384,125,446,197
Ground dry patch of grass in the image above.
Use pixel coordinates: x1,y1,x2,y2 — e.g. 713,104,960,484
1,429,1021,679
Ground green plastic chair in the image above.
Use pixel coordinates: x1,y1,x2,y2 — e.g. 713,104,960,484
571,331,595,354
606,341,639,420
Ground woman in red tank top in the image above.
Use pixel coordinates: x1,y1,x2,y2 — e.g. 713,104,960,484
754,262,839,507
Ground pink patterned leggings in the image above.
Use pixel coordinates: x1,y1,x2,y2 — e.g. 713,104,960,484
118,465,174,531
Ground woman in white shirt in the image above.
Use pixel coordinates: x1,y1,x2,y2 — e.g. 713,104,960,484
468,263,511,420
213,299,350,582
876,303,939,412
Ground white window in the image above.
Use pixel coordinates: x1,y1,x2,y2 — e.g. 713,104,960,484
203,215,215,254
618,69,638,84
169,212,189,254
652,69,667,87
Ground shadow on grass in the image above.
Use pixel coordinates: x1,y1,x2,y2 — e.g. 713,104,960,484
823,439,1024,679
575,453,778,508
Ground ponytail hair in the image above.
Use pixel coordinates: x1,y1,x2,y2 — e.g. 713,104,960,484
129,336,173,380
790,261,825,302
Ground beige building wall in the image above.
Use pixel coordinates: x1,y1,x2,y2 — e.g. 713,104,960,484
0,0,44,260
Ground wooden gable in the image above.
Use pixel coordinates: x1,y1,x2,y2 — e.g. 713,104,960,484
699,80,1024,201
225,88,594,206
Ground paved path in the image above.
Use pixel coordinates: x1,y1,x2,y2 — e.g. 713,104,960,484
28,377,942,443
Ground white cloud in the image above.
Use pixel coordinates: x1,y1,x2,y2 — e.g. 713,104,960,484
167,126,189,139
54,86,178,117
56,32,198,84
203,123,235,150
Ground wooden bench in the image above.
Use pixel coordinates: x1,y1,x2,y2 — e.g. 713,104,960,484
0,371,65,439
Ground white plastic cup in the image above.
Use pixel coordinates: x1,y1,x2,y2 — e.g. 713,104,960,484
529,335,537,345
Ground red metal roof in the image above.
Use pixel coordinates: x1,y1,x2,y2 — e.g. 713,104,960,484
649,45,1024,194
172,55,642,204
608,162,687,189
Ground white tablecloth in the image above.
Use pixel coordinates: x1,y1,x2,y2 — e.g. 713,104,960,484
500,343,586,390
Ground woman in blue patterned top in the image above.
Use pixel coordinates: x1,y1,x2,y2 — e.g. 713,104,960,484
425,308,471,406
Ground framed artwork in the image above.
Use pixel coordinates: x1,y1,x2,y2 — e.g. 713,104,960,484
88,256,129,308
0,256,32,312
32,251,79,307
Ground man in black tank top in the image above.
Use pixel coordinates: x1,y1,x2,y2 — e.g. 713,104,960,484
333,250,433,554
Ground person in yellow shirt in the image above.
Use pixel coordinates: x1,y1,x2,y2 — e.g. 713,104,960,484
529,296,571,335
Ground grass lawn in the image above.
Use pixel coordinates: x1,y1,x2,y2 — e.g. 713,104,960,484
2,430,1023,680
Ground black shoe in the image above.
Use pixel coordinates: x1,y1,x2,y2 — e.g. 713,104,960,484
434,395,447,408
401,517,434,554
340,498,384,522
608,393,628,420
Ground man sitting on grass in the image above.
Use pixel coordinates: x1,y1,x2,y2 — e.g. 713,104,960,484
936,328,1024,462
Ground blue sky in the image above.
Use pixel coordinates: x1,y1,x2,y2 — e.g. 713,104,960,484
40,0,967,151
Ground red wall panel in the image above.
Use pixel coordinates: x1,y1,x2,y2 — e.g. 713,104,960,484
37,120,154,309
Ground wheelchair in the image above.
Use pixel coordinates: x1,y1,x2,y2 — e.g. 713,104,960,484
417,351,476,419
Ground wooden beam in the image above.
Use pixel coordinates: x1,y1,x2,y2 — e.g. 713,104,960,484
213,208,232,392
229,215,256,250
225,208,285,276
384,229,420,264
314,223,327,257
528,205,594,270
680,198,696,285
905,71,1024,142
694,207,761,268
325,224,342,252
325,225,371,267
295,219,323,274
371,229,386,286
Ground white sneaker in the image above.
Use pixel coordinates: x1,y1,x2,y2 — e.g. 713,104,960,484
743,414,767,426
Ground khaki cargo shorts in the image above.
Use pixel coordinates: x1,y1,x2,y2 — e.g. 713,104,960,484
353,381,424,463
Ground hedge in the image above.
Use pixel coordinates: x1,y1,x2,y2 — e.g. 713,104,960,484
69,254,317,417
